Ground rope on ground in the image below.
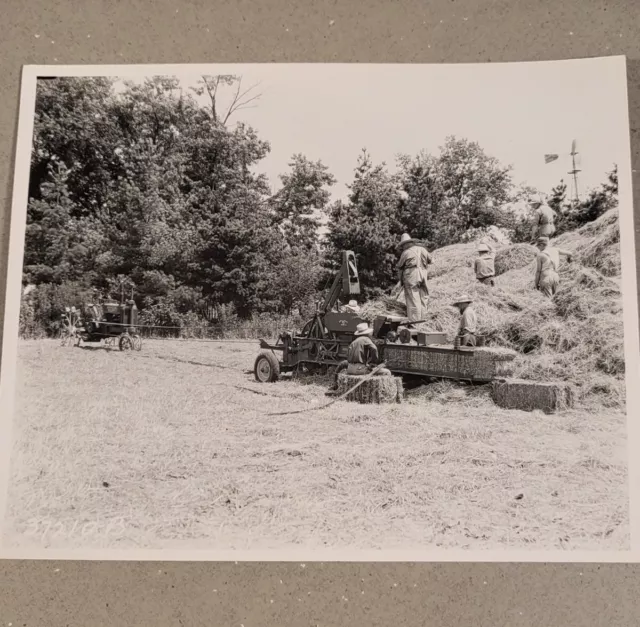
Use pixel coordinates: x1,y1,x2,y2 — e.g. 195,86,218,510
266,362,388,417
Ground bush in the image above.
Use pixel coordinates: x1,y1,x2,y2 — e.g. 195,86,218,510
19,281,96,338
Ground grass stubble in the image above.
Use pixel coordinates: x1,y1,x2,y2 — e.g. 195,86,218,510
2,209,630,553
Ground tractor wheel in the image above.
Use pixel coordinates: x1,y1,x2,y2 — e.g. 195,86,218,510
119,334,134,352
254,351,280,383
132,334,142,351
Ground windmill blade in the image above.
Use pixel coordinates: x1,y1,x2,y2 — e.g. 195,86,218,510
571,139,578,154
544,154,559,164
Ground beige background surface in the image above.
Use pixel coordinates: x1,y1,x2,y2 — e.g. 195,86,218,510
1,0,639,624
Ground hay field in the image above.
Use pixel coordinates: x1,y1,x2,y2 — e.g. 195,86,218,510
2,338,629,552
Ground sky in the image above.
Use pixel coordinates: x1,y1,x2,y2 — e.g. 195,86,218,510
111,58,630,204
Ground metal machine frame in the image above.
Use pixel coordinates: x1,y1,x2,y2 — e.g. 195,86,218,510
253,250,468,384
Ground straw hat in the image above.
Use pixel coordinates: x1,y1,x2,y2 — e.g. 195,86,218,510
451,294,473,306
354,322,373,336
477,243,490,253
348,300,358,307
398,233,417,248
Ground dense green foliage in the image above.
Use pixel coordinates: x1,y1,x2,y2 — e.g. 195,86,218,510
20,76,619,337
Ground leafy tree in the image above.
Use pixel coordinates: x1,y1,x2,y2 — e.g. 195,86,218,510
23,75,288,332
395,137,514,249
557,165,618,234
271,154,336,251
325,139,516,295
325,150,404,297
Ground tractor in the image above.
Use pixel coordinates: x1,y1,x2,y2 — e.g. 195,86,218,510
60,281,142,351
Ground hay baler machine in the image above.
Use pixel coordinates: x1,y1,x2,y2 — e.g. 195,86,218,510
254,250,518,385
60,283,142,351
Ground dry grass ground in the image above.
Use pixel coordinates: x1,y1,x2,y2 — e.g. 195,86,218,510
2,338,629,553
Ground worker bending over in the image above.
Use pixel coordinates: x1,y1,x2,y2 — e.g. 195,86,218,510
346,323,392,376
534,236,573,298
529,194,557,241
452,295,477,347
474,242,496,286
396,232,432,323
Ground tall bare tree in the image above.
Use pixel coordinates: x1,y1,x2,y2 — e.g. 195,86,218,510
192,75,262,125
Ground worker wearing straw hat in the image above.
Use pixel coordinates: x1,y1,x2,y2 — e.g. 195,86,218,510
341,299,361,314
451,295,477,347
534,236,573,298
474,241,496,286
346,323,392,376
529,193,557,242
395,232,432,323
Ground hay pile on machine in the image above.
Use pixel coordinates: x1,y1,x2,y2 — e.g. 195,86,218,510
60,281,142,351
254,251,528,407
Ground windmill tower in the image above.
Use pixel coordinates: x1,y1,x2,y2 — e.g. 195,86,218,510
568,139,581,207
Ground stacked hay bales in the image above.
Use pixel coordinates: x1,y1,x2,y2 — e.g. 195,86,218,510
357,208,625,409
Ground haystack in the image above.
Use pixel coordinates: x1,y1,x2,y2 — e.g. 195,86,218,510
556,208,621,277
356,208,624,408
494,243,537,276
359,295,406,321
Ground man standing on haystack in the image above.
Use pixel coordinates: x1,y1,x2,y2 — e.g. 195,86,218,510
474,242,496,286
395,233,432,323
529,194,557,241
534,236,573,298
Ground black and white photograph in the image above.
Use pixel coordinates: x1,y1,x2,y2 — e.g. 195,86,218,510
0,58,638,559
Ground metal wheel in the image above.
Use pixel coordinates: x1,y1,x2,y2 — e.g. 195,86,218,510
131,334,142,351
254,350,280,383
60,308,80,347
119,334,134,352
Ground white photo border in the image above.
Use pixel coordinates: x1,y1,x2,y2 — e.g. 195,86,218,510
1,58,638,562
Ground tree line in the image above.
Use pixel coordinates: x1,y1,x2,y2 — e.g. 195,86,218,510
19,76,619,337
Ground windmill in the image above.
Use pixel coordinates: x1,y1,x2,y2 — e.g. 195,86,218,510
567,139,581,207
544,138,582,207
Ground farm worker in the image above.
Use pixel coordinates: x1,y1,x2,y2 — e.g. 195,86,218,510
342,299,361,314
474,242,496,286
346,323,392,376
451,295,477,347
534,236,573,298
529,194,557,241
396,232,432,323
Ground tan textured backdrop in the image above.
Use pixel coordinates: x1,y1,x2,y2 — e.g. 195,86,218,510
1,0,639,624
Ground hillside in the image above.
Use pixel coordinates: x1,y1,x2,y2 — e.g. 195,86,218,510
361,209,625,409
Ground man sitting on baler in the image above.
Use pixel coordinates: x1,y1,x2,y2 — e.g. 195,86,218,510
347,323,392,376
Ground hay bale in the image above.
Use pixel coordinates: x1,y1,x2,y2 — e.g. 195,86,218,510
492,378,575,413
336,372,404,404
494,243,538,276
